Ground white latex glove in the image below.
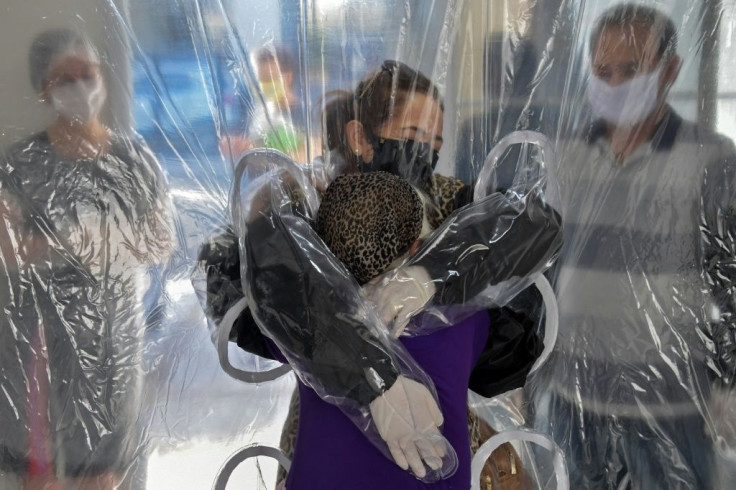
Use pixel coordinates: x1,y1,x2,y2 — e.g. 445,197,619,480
369,375,450,478
364,265,436,337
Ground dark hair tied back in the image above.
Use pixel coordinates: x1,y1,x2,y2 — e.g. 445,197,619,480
321,60,443,167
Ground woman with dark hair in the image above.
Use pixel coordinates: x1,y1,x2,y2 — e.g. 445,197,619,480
319,61,466,230
199,60,561,487
318,60,558,339
0,28,173,490
321,61,445,189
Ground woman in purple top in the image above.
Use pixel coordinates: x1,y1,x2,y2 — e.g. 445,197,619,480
278,171,490,489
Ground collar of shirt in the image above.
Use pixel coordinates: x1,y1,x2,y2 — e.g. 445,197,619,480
583,106,683,165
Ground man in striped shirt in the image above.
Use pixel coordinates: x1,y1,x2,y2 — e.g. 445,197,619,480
532,4,736,489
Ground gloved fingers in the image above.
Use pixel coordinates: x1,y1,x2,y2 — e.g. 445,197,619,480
424,391,444,427
391,322,406,339
380,305,400,333
433,437,448,459
414,437,444,471
402,440,427,478
387,440,409,471
391,308,414,338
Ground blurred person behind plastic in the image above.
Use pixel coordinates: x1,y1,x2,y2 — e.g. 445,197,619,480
528,4,736,488
0,28,173,490
220,46,313,163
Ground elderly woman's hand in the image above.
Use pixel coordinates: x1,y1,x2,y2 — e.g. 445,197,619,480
369,375,450,478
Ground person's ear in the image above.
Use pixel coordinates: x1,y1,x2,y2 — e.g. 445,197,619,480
409,238,423,255
39,87,53,105
38,77,52,104
345,120,374,162
659,54,681,94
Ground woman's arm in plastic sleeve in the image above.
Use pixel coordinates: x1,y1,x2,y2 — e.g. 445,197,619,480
196,227,277,360
409,188,563,306
243,213,401,406
195,157,334,361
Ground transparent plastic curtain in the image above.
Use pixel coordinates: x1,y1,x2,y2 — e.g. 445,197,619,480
515,2,736,490
0,1,735,490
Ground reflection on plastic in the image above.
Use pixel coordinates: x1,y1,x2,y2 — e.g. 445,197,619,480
470,430,569,490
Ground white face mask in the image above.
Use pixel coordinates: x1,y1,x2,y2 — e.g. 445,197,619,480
587,68,662,126
50,77,106,124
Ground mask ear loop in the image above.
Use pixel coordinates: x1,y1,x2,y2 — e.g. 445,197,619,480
356,119,387,172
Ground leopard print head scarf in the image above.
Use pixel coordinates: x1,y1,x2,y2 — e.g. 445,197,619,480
317,171,423,284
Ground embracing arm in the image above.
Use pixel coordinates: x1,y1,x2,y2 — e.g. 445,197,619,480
364,173,562,336
413,186,563,305
243,213,401,405
198,217,401,406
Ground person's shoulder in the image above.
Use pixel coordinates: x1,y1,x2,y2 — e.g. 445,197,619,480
671,115,735,155
668,117,736,185
677,119,727,143
1,131,52,176
109,131,155,158
675,120,736,183
4,131,51,159
424,173,472,227
432,173,467,190
431,173,470,203
109,131,166,178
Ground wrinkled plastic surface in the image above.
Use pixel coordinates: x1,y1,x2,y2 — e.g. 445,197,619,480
0,131,174,479
1,0,736,489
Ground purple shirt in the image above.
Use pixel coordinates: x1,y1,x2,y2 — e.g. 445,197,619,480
281,310,490,489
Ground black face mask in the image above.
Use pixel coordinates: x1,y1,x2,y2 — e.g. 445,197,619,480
358,129,439,193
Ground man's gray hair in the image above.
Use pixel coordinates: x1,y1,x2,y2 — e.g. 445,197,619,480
590,3,678,60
